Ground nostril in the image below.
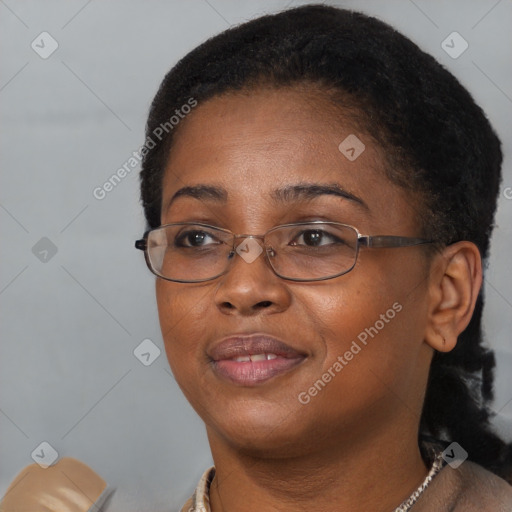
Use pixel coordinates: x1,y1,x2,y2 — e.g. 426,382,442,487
257,301,273,308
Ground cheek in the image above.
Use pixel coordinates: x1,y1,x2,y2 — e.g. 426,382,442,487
306,268,422,374
155,281,206,373
155,281,223,419
299,276,386,341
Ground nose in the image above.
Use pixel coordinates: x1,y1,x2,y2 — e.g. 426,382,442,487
213,238,291,316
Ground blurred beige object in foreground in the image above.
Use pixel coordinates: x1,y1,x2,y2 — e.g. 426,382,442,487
0,457,112,512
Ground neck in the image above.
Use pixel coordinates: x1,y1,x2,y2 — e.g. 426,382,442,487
208,423,428,512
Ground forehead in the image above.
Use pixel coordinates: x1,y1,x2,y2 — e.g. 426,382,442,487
160,87,418,230
164,89,376,184
167,87,370,169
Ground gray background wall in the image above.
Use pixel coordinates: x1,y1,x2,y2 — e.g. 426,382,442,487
1,0,511,509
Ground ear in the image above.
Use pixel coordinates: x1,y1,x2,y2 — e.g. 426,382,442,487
424,242,482,353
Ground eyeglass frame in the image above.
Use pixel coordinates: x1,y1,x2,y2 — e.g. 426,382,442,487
135,220,434,283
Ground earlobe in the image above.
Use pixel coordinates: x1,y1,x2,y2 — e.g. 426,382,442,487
424,242,482,353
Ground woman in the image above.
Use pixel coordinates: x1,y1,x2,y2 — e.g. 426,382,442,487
3,3,508,512
133,4,512,511
0,6,512,512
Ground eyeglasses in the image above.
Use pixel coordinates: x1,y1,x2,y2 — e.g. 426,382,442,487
135,221,433,283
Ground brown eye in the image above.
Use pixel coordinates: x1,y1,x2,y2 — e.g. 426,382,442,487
175,230,218,248
290,229,341,247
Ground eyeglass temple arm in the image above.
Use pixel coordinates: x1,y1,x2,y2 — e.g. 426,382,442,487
359,235,433,248
135,239,147,251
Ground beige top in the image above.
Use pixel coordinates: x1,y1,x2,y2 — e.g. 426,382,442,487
180,461,512,512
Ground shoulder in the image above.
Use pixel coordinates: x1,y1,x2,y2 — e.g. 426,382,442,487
179,466,215,512
456,461,512,510
416,460,512,512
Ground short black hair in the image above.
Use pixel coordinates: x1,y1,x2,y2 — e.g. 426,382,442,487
139,4,511,480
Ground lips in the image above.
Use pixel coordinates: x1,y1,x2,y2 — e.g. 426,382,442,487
208,333,307,386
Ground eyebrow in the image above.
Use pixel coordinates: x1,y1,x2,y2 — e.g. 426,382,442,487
271,183,368,210
164,182,368,212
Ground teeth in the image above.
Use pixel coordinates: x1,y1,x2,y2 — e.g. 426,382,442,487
232,353,279,362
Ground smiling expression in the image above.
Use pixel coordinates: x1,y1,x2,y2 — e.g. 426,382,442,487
155,86,435,457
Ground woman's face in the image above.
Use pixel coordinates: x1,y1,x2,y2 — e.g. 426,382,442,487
156,87,434,457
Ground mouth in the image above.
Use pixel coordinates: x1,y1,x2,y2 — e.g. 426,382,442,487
208,333,307,386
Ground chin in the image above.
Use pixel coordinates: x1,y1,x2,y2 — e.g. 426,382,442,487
221,428,307,459
206,405,315,457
